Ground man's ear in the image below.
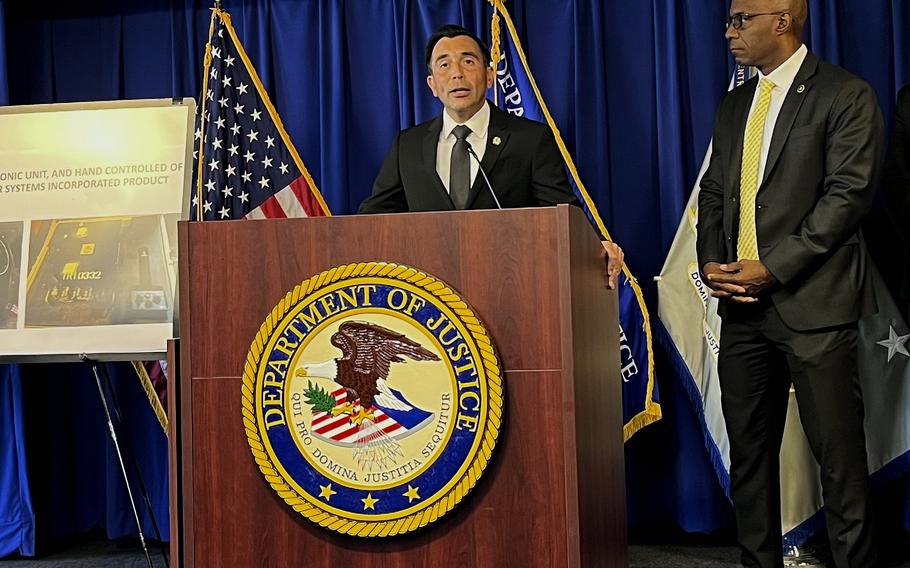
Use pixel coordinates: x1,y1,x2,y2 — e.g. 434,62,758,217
776,13,792,35
427,75,438,98
485,65,495,89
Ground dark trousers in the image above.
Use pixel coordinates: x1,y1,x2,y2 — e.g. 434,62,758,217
718,301,876,568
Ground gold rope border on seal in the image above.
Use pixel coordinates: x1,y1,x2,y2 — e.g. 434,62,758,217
240,262,504,537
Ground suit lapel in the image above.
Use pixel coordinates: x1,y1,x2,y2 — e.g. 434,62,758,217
466,104,510,208
422,116,455,209
761,54,818,190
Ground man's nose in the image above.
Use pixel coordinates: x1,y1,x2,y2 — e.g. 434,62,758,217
725,25,738,40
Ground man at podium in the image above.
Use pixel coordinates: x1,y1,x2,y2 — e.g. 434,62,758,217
359,24,623,287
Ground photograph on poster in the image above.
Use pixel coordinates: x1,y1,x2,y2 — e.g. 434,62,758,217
0,221,22,329
25,214,177,328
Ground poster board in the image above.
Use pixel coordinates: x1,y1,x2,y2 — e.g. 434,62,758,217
0,98,194,361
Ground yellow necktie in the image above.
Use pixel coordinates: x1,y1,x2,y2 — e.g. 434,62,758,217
737,78,775,261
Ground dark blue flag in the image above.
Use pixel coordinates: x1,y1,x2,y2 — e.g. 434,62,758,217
491,1,660,440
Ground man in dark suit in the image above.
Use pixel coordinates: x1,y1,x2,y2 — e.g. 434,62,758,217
883,84,910,319
697,1,883,566
358,24,623,285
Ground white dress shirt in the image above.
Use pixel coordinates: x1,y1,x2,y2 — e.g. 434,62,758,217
748,44,808,185
436,101,490,193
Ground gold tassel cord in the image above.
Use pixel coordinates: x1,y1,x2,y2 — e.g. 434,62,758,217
131,361,169,434
489,0,502,106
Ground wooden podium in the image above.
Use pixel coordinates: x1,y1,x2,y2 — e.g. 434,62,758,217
169,205,626,567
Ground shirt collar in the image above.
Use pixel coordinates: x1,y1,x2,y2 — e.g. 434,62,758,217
759,44,808,92
441,100,491,141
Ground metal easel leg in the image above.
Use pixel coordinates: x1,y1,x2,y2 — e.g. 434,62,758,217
82,355,154,568
98,361,169,567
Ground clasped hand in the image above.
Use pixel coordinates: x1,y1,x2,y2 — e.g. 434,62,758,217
702,260,776,303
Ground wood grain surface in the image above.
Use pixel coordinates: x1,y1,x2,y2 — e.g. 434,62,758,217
173,206,625,567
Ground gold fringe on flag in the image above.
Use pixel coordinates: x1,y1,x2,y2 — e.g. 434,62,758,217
132,361,169,434
489,0,502,107
194,6,220,222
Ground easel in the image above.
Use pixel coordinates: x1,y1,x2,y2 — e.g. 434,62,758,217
81,355,169,568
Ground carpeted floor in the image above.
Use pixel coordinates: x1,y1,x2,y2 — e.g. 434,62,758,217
2,540,909,567
0,541,168,568
7,541,737,567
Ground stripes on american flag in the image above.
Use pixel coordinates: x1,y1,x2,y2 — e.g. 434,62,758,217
311,388,405,446
190,8,329,221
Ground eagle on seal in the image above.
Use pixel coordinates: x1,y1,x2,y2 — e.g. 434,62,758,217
298,321,440,470
309,321,439,424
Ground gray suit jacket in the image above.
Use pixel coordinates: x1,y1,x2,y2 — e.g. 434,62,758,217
697,52,884,330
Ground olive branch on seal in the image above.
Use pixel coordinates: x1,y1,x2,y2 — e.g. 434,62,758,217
303,381,336,413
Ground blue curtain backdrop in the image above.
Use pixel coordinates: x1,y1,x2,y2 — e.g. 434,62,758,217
0,0,908,556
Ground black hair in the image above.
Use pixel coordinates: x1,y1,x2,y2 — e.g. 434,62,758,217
425,24,491,74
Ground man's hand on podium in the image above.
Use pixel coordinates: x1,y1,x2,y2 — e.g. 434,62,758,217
601,241,624,290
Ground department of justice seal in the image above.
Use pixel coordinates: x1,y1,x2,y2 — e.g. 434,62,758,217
242,262,503,537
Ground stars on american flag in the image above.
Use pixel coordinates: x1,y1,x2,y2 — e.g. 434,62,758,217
189,14,326,221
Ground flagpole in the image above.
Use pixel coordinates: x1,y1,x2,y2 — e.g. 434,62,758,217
195,5,220,222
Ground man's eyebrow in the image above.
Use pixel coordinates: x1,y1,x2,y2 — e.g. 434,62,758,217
433,49,481,66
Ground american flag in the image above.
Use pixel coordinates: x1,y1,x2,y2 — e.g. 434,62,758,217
311,388,407,446
189,9,329,221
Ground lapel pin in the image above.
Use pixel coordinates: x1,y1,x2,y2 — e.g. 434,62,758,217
797,84,805,93
492,136,501,146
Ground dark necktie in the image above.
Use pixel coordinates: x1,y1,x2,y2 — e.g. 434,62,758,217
449,125,472,209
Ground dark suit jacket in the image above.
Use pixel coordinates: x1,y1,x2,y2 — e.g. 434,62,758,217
358,102,580,213
697,52,884,331
883,84,910,316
